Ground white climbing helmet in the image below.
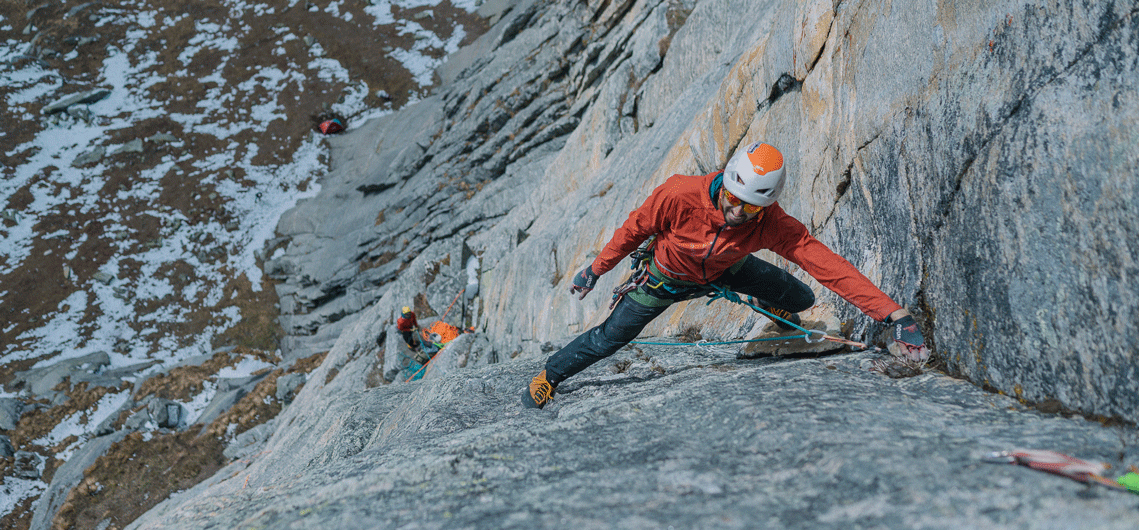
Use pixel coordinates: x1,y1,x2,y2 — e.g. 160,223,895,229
722,141,786,207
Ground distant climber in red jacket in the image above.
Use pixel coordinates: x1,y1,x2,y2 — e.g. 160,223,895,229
522,141,929,409
396,306,419,351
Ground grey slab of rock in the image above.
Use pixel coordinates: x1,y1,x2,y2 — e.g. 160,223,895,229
12,450,43,480
147,398,185,430
127,348,1138,530
278,310,363,364
12,351,111,397
198,391,243,425
418,332,495,381
437,0,536,85
41,88,111,114
0,435,14,458
122,407,152,432
0,397,24,430
476,0,520,26
222,417,278,461
274,373,306,404
28,430,130,530
278,288,370,335
192,373,268,428
113,138,145,155
66,106,92,121
64,2,99,19
101,360,161,382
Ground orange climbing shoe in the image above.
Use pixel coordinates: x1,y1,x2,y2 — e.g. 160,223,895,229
521,370,557,409
764,306,801,331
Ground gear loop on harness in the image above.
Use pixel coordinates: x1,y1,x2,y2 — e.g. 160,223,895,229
610,236,658,309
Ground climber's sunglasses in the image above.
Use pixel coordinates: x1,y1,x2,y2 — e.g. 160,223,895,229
721,188,764,214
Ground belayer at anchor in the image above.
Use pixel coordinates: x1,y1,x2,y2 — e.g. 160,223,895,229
522,141,929,409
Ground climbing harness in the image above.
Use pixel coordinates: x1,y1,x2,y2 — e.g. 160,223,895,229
610,236,657,309
983,449,1135,492
613,238,724,309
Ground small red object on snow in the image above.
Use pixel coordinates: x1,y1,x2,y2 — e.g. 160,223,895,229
319,118,344,134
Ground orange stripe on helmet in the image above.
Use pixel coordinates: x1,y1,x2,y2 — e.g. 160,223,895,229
746,143,783,175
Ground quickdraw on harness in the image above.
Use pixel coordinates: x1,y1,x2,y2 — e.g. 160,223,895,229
610,236,657,309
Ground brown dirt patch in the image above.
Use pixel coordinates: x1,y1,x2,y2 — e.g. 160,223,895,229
413,292,439,318
288,350,329,376
133,347,278,402
212,274,286,352
51,430,227,530
201,369,284,439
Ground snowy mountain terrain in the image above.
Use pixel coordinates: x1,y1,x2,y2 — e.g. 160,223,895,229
1,0,486,527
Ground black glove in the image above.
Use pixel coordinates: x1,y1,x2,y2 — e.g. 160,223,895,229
889,315,929,362
570,265,600,300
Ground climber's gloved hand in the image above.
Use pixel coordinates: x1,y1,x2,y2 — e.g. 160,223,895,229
888,315,929,362
570,265,600,300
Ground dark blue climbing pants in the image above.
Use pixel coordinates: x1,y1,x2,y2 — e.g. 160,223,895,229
545,255,815,383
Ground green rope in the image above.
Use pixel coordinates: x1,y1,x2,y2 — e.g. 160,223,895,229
629,283,826,346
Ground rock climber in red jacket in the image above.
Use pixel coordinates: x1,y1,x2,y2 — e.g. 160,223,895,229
522,141,929,409
397,306,419,351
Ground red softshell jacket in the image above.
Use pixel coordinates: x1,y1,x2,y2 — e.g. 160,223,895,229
590,172,903,322
396,314,418,332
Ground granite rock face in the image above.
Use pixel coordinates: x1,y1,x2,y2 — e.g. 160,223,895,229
130,346,1137,529
265,0,1138,422
131,0,1139,526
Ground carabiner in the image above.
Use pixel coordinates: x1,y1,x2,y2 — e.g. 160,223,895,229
805,329,827,343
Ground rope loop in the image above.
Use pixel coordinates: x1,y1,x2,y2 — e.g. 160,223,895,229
704,283,811,335
627,283,878,351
